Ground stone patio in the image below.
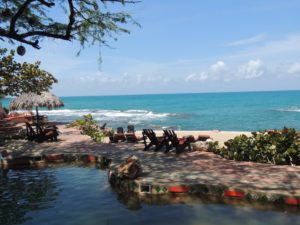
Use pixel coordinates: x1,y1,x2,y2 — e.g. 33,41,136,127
1,125,300,204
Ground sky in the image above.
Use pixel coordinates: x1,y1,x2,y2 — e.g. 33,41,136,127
3,0,300,96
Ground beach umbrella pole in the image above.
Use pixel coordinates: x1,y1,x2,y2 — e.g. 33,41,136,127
36,106,39,133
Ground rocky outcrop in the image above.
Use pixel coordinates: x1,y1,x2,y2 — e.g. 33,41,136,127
191,141,210,151
117,155,141,179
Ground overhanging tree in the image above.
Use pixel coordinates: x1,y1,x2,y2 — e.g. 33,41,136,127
0,48,57,97
0,0,139,53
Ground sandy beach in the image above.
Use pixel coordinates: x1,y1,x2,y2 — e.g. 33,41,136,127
134,130,252,147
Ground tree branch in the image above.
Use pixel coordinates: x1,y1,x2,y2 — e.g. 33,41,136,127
1,0,139,49
7,0,56,48
102,0,141,3
19,30,70,40
37,0,55,7
9,0,35,34
66,0,75,38
0,30,40,48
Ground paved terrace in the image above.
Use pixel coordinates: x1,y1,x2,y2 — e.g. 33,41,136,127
1,125,300,201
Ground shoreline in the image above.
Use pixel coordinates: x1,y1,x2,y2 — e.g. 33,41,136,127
133,130,252,146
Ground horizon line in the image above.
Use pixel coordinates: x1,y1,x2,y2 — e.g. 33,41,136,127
2,89,299,100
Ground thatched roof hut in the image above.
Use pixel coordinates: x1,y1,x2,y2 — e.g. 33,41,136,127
9,92,64,111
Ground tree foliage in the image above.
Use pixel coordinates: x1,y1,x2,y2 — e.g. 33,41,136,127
67,114,107,142
0,48,57,97
208,127,300,165
0,0,139,51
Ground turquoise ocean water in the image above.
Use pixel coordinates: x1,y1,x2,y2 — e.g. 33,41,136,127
2,90,300,131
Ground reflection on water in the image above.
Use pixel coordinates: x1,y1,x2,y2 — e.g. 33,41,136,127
0,168,59,225
1,166,300,225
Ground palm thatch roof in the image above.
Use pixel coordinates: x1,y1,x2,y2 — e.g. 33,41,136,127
9,92,64,111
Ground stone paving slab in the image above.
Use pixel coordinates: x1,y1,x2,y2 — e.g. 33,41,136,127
1,125,300,199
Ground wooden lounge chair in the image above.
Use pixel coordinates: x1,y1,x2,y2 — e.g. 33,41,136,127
110,127,126,143
142,129,168,151
127,125,135,133
25,122,59,142
163,129,195,154
125,133,143,143
125,125,143,143
197,134,211,141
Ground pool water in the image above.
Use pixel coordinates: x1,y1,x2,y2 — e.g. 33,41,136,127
1,166,300,225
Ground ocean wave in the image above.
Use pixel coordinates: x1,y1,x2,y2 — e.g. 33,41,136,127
125,109,149,113
36,109,173,121
276,108,300,112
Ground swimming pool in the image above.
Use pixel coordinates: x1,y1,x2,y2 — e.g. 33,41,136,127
1,165,300,225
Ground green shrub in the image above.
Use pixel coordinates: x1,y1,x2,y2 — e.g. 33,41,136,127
68,114,105,143
207,141,220,153
212,127,300,165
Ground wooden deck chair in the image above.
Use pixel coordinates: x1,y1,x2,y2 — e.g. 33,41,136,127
125,125,143,143
142,129,168,151
163,129,195,154
110,127,126,143
125,133,143,143
25,122,37,141
127,125,135,133
25,122,59,142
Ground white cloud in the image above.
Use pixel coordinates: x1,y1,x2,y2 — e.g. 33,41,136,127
185,72,208,82
184,73,195,82
79,72,171,86
29,32,300,95
184,60,265,83
233,34,300,60
140,74,171,84
288,63,300,75
227,33,267,46
79,72,126,84
75,34,300,90
136,74,143,85
184,61,226,83
210,61,226,74
162,77,171,83
238,59,264,79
